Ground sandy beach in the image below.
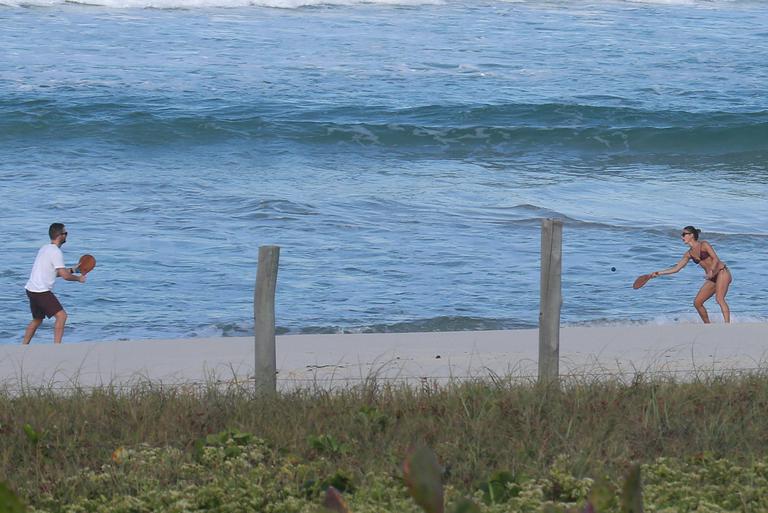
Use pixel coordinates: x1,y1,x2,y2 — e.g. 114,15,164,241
2,323,767,391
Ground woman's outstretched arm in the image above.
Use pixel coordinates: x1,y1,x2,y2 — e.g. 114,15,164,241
651,254,690,278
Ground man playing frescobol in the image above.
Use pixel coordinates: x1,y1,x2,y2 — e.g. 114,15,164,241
22,223,86,344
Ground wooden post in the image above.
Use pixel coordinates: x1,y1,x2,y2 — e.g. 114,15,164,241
254,245,280,395
538,219,562,384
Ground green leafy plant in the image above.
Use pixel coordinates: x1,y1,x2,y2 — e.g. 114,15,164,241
450,499,481,513
0,482,26,513
308,434,347,457
477,470,520,504
22,424,43,446
355,406,389,433
319,445,485,513
547,463,643,513
193,428,255,461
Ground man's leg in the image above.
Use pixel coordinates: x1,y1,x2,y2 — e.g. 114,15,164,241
22,318,43,345
53,310,68,344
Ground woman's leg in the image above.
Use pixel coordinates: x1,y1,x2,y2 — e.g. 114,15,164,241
715,269,732,323
694,281,716,323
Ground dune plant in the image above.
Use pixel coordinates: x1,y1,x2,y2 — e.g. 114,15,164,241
0,482,26,513
323,446,644,513
4,371,768,510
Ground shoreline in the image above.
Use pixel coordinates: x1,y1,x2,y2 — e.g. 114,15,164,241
2,323,767,390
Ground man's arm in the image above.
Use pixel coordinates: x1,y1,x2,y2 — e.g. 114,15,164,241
57,267,86,283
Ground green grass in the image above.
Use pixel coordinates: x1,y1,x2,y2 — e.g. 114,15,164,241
3,370,768,511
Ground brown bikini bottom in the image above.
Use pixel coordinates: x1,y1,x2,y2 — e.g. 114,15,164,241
707,265,730,283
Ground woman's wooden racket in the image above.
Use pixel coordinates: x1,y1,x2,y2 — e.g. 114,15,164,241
78,254,97,275
632,274,652,289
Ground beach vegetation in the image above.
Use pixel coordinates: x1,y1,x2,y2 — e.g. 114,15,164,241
0,482,26,513
2,371,768,511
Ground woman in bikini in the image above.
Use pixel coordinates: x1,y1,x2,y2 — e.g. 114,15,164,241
649,226,732,323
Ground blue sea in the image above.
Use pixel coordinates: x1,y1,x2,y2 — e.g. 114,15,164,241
1,0,767,343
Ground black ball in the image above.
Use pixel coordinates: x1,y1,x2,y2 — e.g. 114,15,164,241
611,267,616,272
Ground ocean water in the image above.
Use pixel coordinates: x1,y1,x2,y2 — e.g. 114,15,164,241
1,0,767,343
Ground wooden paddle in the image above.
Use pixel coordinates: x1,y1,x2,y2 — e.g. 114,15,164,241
78,254,97,276
632,273,652,289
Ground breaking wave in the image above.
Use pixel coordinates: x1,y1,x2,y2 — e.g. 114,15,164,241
2,99,766,155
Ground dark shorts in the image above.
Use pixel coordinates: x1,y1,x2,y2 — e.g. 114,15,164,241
26,290,63,319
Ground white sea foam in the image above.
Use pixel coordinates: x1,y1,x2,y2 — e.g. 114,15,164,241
567,312,768,329
0,0,752,7
494,0,743,4
2,0,443,8
624,0,696,4
621,0,752,5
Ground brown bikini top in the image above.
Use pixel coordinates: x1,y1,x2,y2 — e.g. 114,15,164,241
689,248,710,264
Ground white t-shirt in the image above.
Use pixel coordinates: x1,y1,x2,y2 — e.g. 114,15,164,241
25,244,65,293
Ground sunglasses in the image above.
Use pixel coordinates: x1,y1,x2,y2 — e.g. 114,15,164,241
61,232,68,236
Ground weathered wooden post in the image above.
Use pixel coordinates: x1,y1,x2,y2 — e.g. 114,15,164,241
254,245,280,395
538,219,562,384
